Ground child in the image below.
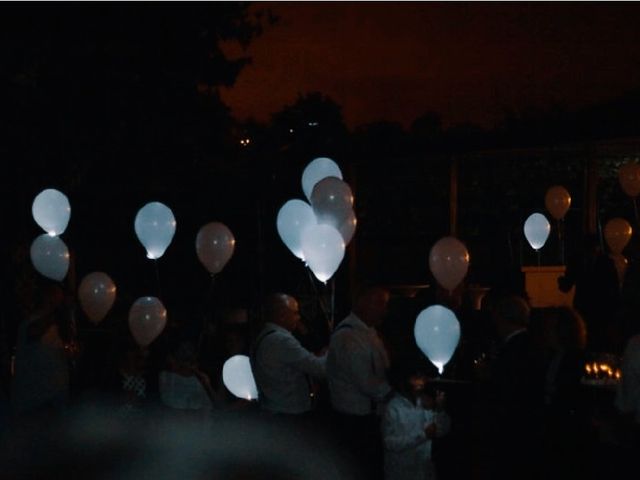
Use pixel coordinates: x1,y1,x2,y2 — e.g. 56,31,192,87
381,368,450,480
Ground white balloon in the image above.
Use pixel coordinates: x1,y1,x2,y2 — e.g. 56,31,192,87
301,224,345,283
223,354,258,400
30,234,70,282
524,212,551,251
128,296,167,347
337,209,357,245
196,222,236,274
414,305,461,375
134,202,176,259
301,157,343,202
276,199,317,260
32,188,71,236
78,272,116,324
311,176,354,230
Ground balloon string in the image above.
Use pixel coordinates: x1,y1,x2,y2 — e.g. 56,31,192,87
153,260,162,299
330,278,336,331
306,268,331,330
196,274,217,356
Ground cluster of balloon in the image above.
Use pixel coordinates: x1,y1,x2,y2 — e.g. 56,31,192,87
196,222,236,275
134,202,176,260
30,188,72,282
428,236,470,293
414,305,461,375
222,355,258,400
524,213,551,251
128,296,167,347
78,272,116,325
277,157,354,283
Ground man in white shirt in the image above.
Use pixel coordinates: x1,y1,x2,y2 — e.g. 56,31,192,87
251,293,326,415
327,286,392,479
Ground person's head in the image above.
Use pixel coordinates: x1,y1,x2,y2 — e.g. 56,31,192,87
264,293,300,332
388,363,427,399
353,286,390,328
492,294,530,339
171,341,198,370
542,307,587,351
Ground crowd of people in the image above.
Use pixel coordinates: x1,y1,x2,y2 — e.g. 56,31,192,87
1,262,639,479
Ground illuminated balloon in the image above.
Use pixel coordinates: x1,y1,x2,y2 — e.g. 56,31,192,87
414,305,461,375
32,188,71,236
128,296,167,347
428,236,470,292
78,272,116,324
30,234,70,282
134,202,176,259
196,222,235,274
223,354,258,400
276,200,317,260
310,177,354,229
301,224,345,283
337,209,357,245
544,186,571,220
619,162,640,197
301,157,343,202
524,213,551,250
604,218,632,254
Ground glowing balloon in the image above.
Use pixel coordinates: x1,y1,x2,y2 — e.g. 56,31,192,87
78,272,116,324
134,202,176,260
32,188,71,236
276,200,317,260
428,237,470,292
337,209,357,245
196,222,235,274
310,177,354,229
223,355,258,400
30,234,70,282
128,296,167,347
544,186,571,220
524,213,551,250
619,162,640,197
604,218,632,254
414,305,461,375
301,157,343,202
301,224,345,283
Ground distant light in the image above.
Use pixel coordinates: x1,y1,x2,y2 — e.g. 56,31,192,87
289,129,294,133
308,122,319,127
239,138,251,147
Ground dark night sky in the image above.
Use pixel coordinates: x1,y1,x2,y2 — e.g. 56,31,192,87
220,2,640,129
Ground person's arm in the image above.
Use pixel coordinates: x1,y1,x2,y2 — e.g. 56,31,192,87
275,333,327,379
382,400,428,452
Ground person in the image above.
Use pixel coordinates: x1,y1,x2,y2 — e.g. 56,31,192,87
615,331,640,443
537,307,592,479
381,367,450,480
11,281,70,417
558,234,619,352
250,293,326,415
159,341,219,416
327,286,392,479
484,294,546,480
